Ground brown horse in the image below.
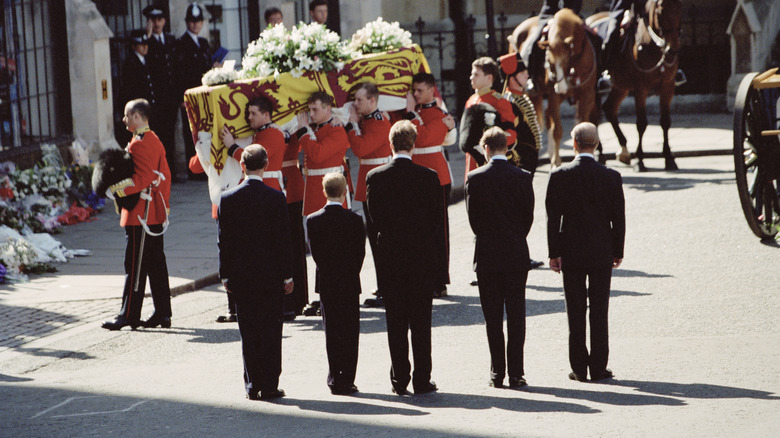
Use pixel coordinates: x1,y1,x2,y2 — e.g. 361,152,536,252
589,0,682,171
510,8,600,167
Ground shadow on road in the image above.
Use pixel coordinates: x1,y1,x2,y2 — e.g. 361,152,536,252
609,379,780,400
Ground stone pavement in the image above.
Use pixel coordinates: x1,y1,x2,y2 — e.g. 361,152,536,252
0,110,734,358
2,110,780,437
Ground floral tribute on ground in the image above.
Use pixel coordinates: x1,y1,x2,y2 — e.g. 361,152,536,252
0,143,96,282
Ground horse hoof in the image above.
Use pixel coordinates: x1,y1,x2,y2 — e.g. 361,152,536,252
618,152,631,165
635,162,648,172
665,159,678,171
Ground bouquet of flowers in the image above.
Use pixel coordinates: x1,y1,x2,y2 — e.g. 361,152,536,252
241,22,353,79
348,17,413,55
202,67,240,86
0,236,38,278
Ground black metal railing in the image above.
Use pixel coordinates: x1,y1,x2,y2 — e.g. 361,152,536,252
0,0,71,156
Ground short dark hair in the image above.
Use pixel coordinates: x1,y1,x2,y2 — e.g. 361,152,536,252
389,120,417,152
353,82,379,101
264,7,281,23
246,96,273,116
308,91,334,107
480,126,508,152
309,0,327,12
472,57,500,84
241,144,268,171
411,72,436,88
126,98,151,120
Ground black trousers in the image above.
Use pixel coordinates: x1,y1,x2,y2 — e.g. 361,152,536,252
476,270,527,380
285,201,309,314
383,283,433,392
151,103,178,176
320,291,360,389
562,266,612,377
234,289,284,396
120,224,171,322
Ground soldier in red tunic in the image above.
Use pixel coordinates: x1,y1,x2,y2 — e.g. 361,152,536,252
295,91,350,216
346,82,393,205
402,72,456,298
464,57,517,180
220,96,286,192
102,99,172,331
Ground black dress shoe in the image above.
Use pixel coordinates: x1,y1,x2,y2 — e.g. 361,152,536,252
529,259,544,270
392,386,410,396
246,392,260,401
590,369,614,382
331,385,359,395
302,302,320,316
469,280,479,286
508,377,528,388
489,378,504,388
101,316,140,331
216,313,237,323
142,313,171,328
260,389,285,400
414,381,438,394
568,371,587,382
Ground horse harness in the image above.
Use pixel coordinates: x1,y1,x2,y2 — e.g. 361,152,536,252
545,22,599,101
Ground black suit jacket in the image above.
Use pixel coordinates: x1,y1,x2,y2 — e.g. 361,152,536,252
365,157,448,287
218,178,293,293
306,204,366,297
465,158,534,273
546,155,625,269
121,53,155,106
146,33,177,106
175,32,213,98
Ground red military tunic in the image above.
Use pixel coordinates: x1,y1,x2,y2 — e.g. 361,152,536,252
408,101,453,186
283,135,304,204
188,155,219,219
464,87,518,179
347,109,392,202
298,119,349,215
227,123,286,192
119,128,171,227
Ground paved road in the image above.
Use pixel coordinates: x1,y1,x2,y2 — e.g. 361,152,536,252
1,113,779,437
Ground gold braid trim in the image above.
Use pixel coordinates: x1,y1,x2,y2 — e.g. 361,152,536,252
515,94,542,150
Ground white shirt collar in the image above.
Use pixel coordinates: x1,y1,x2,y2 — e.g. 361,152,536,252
186,30,200,46
245,174,263,181
153,32,164,44
490,154,508,161
394,153,412,160
326,201,342,206
578,152,595,159
134,52,146,65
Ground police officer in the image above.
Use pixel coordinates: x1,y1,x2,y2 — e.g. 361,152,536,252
121,30,155,112
176,2,216,180
143,5,178,179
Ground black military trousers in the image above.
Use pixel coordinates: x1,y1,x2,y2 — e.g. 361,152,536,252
119,224,171,322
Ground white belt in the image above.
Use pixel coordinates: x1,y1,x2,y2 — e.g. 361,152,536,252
359,156,392,166
282,160,299,168
415,145,443,155
263,170,282,179
304,165,343,176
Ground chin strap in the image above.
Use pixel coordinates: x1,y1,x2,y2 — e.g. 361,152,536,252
137,170,169,236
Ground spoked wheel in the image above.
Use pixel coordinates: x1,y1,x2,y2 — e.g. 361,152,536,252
733,73,780,240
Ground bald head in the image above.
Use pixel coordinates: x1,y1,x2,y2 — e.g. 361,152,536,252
571,122,599,153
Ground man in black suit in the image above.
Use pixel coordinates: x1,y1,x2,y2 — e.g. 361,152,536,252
546,122,625,382
306,173,365,395
218,145,294,400
143,5,179,178
465,126,534,389
176,2,216,179
365,120,448,396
